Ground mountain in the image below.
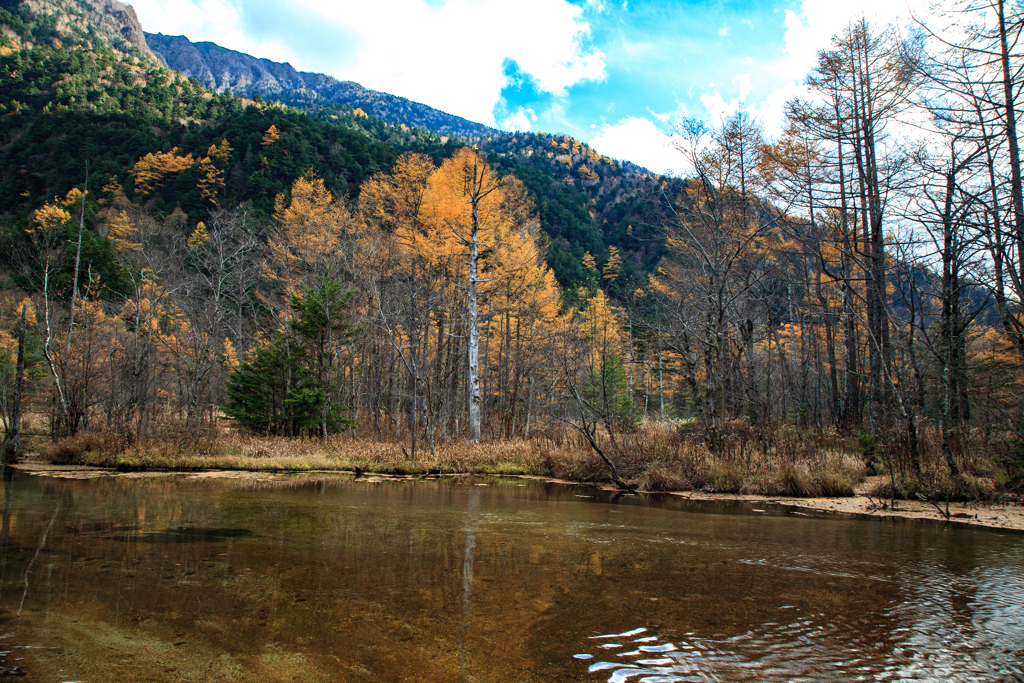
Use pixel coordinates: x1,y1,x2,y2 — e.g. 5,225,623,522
1,0,674,293
145,32,498,139
3,0,157,62
142,31,673,291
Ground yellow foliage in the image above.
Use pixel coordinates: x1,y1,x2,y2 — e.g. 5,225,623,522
223,337,239,370
197,157,224,205
209,138,233,164
410,148,514,265
353,108,368,117
268,175,348,276
0,331,15,363
101,176,123,202
262,125,280,148
130,147,196,196
106,210,141,253
582,252,597,272
16,297,37,325
359,152,435,234
602,246,622,282
575,288,625,366
61,187,86,208
188,222,210,250
579,164,599,181
30,202,70,235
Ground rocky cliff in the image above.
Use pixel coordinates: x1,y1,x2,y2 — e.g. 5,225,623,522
15,0,158,61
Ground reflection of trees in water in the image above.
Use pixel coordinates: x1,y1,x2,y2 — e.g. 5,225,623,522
0,467,13,607
0,472,1021,681
885,542,1024,680
459,488,479,682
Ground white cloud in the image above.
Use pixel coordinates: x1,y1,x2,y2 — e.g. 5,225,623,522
647,108,671,123
711,0,943,137
128,0,295,64
718,25,729,37
699,89,735,126
498,107,537,132
588,117,683,176
735,73,752,102
128,0,605,127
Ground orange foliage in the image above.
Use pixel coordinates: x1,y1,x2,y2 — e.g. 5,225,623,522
130,148,196,196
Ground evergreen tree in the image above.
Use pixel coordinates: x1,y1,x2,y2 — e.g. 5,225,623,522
223,278,355,437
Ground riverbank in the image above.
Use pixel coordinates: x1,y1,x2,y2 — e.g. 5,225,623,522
664,478,1024,532
11,462,1023,532
31,427,875,497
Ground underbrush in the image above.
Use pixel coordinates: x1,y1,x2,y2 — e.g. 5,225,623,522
34,418,1015,500
864,425,1014,501
40,423,580,477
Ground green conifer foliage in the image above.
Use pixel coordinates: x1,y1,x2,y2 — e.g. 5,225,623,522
223,278,355,436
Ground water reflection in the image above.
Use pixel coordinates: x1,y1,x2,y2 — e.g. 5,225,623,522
460,488,479,682
0,469,1020,682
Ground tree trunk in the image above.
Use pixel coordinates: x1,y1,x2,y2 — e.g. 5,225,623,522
467,168,482,443
4,305,27,462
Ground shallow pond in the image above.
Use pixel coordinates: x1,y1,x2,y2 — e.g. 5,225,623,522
0,468,1021,682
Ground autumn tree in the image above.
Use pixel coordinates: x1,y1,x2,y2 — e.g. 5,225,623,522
912,1,1024,365
554,287,634,490
646,115,778,452
358,152,440,454
416,148,539,443
130,148,196,197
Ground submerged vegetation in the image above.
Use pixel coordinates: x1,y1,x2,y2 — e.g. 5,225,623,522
1,0,1023,502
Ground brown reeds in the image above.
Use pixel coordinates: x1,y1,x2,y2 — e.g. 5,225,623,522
35,417,1019,499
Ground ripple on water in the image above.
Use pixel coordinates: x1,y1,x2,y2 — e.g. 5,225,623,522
573,592,1024,683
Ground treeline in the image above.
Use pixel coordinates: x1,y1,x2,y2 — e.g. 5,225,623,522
1,0,1022,492
636,7,1024,483
4,147,634,458
0,29,657,295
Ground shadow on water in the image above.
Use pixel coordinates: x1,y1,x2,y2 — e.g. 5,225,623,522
138,527,255,544
0,470,1019,682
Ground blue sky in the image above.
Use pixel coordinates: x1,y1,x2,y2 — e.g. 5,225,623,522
129,0,929,173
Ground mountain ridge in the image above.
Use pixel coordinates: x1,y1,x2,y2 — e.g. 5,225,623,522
145,31,499,139
0,0,670,292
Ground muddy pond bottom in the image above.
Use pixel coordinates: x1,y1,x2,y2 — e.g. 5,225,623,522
0,469,1021,682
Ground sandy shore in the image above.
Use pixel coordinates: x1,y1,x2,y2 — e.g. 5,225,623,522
12,464,1024,533
657,476,1024,532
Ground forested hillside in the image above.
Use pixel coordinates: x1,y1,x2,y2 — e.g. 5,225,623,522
144,30,673,293
0,0,1021,498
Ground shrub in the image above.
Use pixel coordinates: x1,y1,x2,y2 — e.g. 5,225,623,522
637,466,689,492
45,430,127,464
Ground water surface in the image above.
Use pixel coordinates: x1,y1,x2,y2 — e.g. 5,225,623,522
0,469,1021,681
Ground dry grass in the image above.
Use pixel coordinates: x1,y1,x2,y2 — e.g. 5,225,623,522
38,418,877,497
869,470,996,502
42,425,584,476
866,423,1017,500
33,415,1021,501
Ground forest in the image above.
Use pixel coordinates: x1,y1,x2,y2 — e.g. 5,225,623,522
0,0,1022,500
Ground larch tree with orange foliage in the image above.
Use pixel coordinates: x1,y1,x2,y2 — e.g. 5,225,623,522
416,148,534,443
